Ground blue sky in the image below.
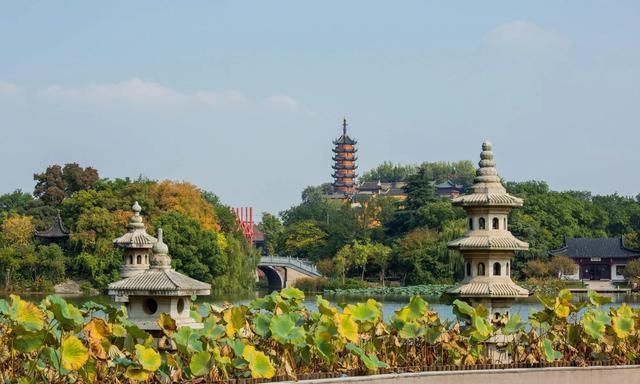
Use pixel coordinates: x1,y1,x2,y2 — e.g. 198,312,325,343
1,1,639,218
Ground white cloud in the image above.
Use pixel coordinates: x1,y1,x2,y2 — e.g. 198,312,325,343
485,20,570,54
263,94,310,114
37,78,246,109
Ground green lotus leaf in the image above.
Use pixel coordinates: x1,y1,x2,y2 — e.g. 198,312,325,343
582,313,605,340
202,317,226,340
243,345,275,379
470,315,491,341
227,338,246,357
45,295,84,329
398,322,421,339
542,338,562,362
503,314,526,335
135,344,161,372
588,290,612,306
280,287,305,302
270,313,306,346
316,295,337,316
0,298,9,315
314,334,334,361
61,335,89,371
81,301,106,313
46,346,68,374
346,299,382,324
189,351,211,377
405,295,428,321
112,324,127,338
536,294,556,310
616,303,633,319
15,330,47,353
361,353,388,371
253,313,272,338
9,295,45,332
335,313,359,342
452,299,475,320
174,327,203,354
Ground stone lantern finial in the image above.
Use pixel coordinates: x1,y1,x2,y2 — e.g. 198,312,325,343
151,228,171,269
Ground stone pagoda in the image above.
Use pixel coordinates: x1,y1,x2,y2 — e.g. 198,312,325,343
447,141,529,321
331,118,358,195
108,226,211,331
113,202,157,278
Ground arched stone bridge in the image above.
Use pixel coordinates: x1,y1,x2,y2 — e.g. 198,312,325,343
258,256,323,290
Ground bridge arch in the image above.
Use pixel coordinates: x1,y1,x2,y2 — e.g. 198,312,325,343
258,266,284,291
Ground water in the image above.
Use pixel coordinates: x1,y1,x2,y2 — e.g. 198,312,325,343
6,290,639,321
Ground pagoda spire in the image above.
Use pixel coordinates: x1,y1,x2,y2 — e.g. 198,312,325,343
331,118,358,194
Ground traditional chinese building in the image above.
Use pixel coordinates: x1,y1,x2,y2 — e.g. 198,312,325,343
331,118,358,195
34,214,70,244
447,141,529,320
108,203,210,331
549,237,640,281
434,180,464,199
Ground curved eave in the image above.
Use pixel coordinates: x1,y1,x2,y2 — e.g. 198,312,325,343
447,235,529,251
451,193,523,207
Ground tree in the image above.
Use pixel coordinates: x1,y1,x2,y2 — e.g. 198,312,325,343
368,243,392,286
334,243,354,284
548,255,577,278
524,259,550,278
392,228,452,285
623,259,640,282
34,163,99,206
281,220,327,260
258,212,283,255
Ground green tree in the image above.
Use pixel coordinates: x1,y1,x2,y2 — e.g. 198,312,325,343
258,212,283,255
281,220,327,260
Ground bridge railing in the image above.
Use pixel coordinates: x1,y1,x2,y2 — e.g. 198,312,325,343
259,255,321,276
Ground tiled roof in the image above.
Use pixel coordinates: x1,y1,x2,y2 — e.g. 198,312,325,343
108,269,210,295
451,193,523,207
448,281,529,297
35,215,69,239
549,237,640,259
448,234,529,250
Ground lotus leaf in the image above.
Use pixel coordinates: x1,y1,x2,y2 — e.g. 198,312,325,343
189,351,211,377
242,345,276,379
61,334,89,371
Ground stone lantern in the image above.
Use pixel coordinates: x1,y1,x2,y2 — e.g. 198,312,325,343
108,210,211,331
447,141,529,321
114,202,157,278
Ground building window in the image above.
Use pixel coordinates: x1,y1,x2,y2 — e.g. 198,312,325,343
493,262,501,276
492,218,499,230
507,262,510,276
177,298,185,314
136,255,142,264
129,255,133,264
504,218,507,229
143,298,158,315
466,262,471,276
479,218,486,230
469,218,473,230
477,263,485,276
616,265,625,276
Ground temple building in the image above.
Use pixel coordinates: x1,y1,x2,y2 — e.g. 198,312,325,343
34,214,70,244
113,202,157,278
108,203,210,331
549,237,640,281
447,141,529,320
331,118,358,196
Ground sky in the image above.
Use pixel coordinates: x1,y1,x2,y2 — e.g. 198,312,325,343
1,1,639,220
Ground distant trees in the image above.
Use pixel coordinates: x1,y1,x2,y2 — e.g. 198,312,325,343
258,212,283,255
33,163,99,206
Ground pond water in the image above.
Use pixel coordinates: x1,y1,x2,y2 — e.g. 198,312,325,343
6,290,640,322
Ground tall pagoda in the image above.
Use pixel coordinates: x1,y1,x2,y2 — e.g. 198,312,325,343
113,202,157,279
332,118,358,194
447,141,529,321
34,214,70,244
